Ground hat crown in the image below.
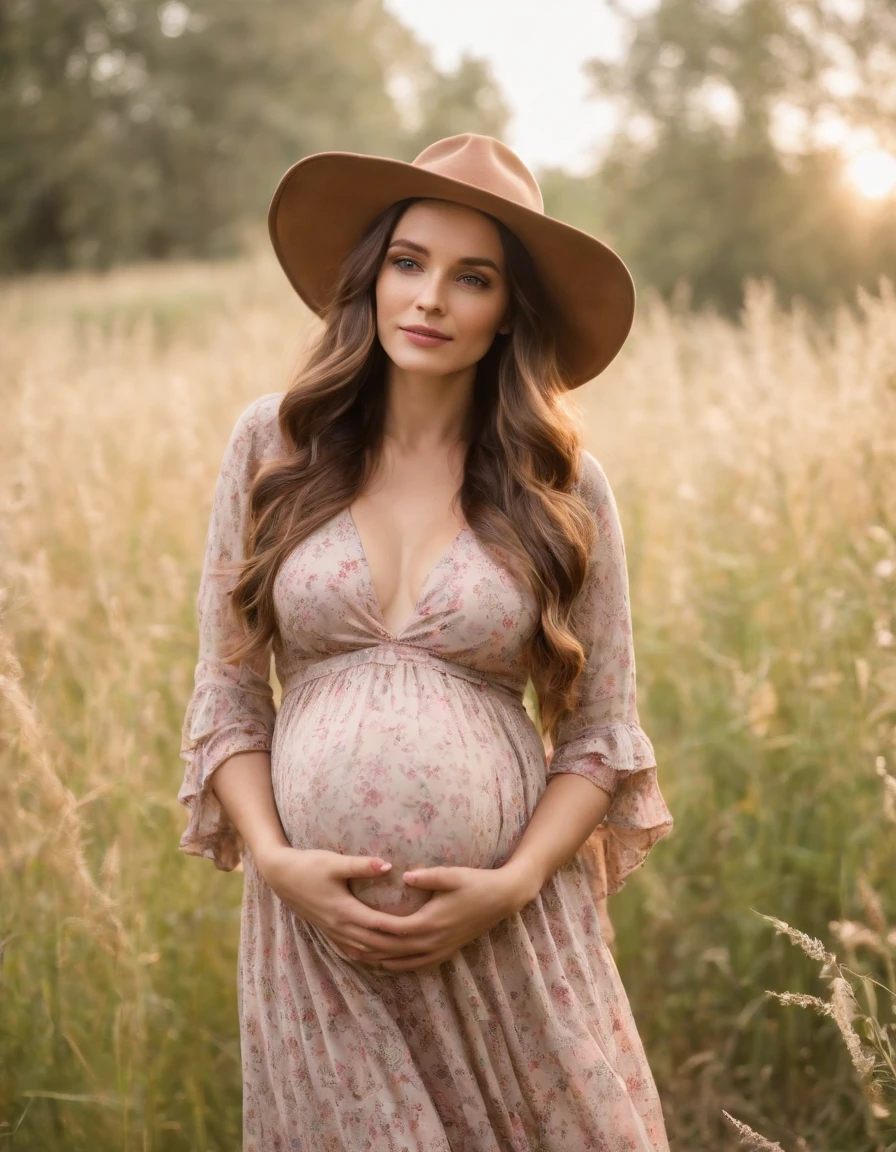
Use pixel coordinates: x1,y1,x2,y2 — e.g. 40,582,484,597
411,133,544,216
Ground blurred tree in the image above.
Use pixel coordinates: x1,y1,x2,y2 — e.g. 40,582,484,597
403,52,510,157
0,0,507,270
537,165,610,239
581,0,896,314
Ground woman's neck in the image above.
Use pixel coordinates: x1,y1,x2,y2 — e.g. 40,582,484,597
381,363,475,451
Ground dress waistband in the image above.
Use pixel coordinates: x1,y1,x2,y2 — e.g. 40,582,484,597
279,642,527,708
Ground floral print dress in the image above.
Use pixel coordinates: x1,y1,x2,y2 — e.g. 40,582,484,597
178,392,674,1151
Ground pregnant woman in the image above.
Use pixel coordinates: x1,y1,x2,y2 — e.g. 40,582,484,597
177,133,674,1150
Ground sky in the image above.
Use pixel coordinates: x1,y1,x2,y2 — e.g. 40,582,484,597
382,0,630,174
382,0,896,196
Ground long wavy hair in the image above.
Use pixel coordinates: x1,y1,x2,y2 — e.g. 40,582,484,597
223,196,599,742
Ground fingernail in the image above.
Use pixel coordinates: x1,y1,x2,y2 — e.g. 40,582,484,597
378,861,392,871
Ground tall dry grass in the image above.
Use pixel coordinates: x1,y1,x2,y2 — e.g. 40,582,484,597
1,254,895,1150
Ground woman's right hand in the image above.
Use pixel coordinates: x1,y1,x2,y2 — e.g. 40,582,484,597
254,846,408,959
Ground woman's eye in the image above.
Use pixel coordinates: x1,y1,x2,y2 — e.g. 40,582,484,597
391,258,487,288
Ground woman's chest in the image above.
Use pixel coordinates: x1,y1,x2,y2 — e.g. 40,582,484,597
272,507,539,670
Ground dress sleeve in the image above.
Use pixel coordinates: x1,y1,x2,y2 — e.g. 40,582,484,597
177,396,281,871
545,450,673,900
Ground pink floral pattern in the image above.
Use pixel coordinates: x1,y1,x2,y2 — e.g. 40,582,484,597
178,392,674,1150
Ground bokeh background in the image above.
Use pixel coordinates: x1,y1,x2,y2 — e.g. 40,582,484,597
2,1,896,1149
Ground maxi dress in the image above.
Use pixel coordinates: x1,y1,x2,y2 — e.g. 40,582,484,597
177,392,675,1152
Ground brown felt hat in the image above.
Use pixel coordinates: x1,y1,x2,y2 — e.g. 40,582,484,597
267,133,635,388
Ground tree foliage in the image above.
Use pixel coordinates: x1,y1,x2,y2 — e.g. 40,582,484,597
577,0,896,314
0,0,508,270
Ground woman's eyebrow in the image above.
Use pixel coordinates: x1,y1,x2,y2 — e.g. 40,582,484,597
387,238,502,274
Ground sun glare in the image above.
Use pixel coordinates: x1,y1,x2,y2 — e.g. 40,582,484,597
845,148,896,199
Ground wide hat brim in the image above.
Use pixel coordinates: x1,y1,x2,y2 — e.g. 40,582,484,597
268,150,635,388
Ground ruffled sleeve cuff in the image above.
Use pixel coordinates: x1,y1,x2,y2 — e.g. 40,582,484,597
177,661,276,871
545,722,674,901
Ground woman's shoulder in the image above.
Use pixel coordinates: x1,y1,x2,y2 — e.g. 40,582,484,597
573,446,613,511
224,391,287,466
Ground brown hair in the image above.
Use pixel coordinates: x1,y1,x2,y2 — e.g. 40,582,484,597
224,197,598,741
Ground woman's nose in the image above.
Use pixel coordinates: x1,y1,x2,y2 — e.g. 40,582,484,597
415,274,447,314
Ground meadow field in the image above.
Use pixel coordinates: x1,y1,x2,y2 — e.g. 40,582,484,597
1,253,894,1150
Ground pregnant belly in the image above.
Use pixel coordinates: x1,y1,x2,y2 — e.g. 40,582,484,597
270,668,528,916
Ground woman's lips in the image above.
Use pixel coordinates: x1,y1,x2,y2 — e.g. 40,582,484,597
401,328,452,348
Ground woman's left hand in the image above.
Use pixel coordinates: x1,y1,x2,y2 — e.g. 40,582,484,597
344,864,532,973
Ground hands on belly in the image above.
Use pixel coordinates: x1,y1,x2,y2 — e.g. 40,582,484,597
258,846,419,957
258,844,529,974
340,862,529,974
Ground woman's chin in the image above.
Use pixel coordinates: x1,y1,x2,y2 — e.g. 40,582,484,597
380,335,487,378
386,349,458,376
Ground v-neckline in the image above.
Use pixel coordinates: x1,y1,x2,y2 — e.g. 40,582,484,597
344,506,467,639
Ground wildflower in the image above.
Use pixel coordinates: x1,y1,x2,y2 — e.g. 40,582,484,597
756,912,836,965
829,978,876,1080
721,1110,785,1150
829,919,886,955
764,990,832,1016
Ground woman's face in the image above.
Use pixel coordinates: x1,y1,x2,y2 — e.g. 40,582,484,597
375,199,513,378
